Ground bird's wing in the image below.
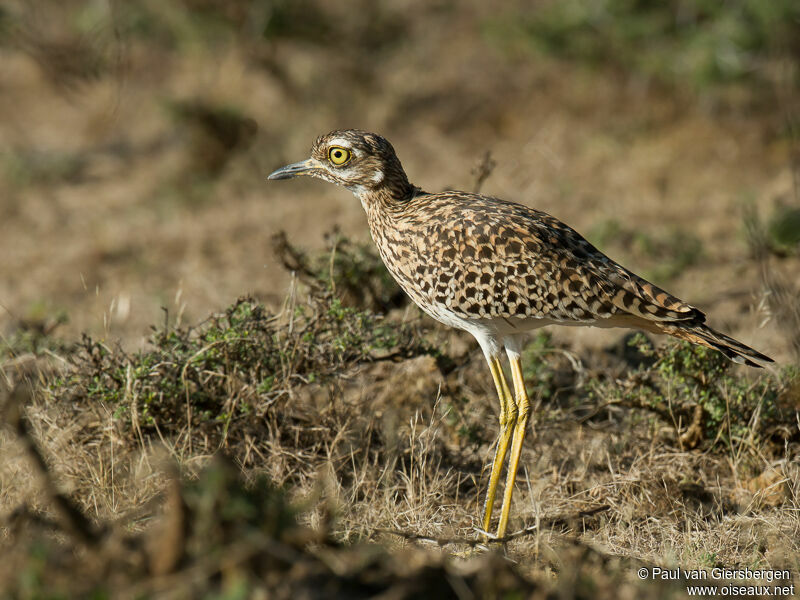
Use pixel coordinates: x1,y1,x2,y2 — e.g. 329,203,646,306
592,261,705,323
474,198,706,324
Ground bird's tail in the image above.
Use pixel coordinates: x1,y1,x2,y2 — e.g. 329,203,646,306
660,322,774,368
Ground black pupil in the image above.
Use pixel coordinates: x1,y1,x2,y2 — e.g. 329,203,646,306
334,150,342,158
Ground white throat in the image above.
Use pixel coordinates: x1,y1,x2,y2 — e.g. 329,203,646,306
347,184,371,211
347,170,384,212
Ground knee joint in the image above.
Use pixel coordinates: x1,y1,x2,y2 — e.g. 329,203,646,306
500,405,518,427
515,400,530,422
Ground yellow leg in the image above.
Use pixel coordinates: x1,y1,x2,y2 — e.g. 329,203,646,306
495,353,531,539
481,356,517,535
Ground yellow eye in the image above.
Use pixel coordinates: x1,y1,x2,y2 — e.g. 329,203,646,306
328,146,351,166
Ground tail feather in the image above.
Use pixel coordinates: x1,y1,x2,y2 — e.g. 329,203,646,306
663,323,774,368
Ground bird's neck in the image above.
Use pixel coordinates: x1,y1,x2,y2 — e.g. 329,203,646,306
353,179,422,216
358,183,426,271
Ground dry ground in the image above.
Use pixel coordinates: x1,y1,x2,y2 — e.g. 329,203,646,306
1,1,799,598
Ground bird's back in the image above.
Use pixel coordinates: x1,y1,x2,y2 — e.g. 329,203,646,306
365,189,704,332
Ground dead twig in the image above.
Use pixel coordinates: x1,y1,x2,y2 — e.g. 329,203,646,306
0,383,102,547
375,504,610,547
471,150,496,194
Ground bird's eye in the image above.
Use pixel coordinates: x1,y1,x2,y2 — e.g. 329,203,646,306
328,146,351,166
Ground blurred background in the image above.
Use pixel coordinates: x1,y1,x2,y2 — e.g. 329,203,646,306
1,0,798,362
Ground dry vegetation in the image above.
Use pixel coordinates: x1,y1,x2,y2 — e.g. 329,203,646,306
1,0,800,598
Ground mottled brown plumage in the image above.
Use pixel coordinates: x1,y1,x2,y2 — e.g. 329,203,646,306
268,129,773,539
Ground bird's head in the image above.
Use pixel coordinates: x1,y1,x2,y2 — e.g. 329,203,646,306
268,129,414,201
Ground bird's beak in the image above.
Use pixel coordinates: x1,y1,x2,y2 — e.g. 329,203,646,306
267,158,318,180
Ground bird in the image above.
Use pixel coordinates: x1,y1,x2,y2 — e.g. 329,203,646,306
268,129,774,540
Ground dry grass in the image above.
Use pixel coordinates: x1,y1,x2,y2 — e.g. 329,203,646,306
1,245,798,596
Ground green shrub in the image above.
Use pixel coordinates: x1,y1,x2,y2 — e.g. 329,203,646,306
50,294,433,444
